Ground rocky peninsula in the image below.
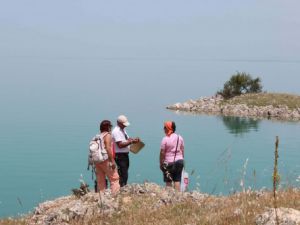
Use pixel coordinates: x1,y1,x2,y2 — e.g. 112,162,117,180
167,93,300,121
1,183,300,225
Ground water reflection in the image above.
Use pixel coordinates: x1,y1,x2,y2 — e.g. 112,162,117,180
170,110,261,135
221,116,261,135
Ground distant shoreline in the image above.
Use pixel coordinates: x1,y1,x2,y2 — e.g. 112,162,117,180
166,93,300,121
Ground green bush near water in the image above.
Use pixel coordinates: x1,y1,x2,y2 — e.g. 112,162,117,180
218,72,263,99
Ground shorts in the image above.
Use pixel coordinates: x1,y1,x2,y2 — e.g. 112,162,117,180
162,159,184,182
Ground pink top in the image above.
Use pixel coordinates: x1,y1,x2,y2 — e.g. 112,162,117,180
160,133,184,163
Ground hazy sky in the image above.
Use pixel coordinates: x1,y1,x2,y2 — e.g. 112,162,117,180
1,0,300,61
1,0,300,121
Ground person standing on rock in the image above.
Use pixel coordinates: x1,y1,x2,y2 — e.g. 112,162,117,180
93,120,120,195
160,121,185,191
112,115,140,187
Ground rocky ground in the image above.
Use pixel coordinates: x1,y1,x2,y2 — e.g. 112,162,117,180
166,94,300,121
26,183,207,225
4,183,299,225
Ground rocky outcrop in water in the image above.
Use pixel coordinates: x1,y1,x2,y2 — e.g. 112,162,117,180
166,95,300,120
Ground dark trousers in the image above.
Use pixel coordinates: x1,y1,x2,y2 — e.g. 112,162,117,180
115,153,129,187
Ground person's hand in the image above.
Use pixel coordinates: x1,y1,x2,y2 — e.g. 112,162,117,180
160,163,164,171
133,137,140,143
109,160,117,170
127,138,134,145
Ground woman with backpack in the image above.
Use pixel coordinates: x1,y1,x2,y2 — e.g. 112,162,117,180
159,121,185,191
94,120,120,195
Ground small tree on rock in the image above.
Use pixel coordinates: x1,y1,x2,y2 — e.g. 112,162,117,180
218,72,262,99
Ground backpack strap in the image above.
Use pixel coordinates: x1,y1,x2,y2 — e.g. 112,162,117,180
101,131,109,137
99,132,109,150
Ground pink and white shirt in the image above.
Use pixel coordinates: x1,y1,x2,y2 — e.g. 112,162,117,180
160,133,184,163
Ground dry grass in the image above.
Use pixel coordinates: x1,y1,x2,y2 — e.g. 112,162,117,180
1,188,299,225
75,188,299,225
224,93,300,109
0,218,27,225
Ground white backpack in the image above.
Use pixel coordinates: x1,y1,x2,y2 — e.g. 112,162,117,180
88,132,109,167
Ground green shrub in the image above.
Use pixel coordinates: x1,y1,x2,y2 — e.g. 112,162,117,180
218,72,262,99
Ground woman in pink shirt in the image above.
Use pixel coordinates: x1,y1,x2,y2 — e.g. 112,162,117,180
160,121,184,191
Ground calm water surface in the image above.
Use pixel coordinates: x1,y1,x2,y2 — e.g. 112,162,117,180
0,59,299,217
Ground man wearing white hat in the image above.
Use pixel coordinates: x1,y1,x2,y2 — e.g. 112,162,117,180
112,115,140,187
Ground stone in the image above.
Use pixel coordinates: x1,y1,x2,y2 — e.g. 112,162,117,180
292,110,300,118
182,102,191,110
256,207,300,225
166,95,300,121
122,196,132,204
187,99,197,105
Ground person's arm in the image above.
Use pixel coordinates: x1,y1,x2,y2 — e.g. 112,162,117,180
113,128,138,148
104,134,116,169
182,146,184,158
159,138,167,170
159,149,165,171
116,138,133,148
116,136,140,148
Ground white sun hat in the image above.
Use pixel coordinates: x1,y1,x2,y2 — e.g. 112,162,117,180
117,115,130,127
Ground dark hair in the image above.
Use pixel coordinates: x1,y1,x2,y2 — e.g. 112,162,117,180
172,121,176,132
100,120,112,132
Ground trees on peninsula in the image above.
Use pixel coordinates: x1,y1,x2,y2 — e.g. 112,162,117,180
218,72,262,99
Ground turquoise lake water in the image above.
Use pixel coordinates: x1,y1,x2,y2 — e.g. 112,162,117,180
0,58,300,217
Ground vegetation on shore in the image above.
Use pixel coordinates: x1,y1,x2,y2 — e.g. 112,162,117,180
0,187,299,225
224,92,300,110
218,72,262,99
217,72,300,109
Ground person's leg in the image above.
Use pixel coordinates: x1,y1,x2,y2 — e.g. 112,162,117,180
107,168,120,195
95,163,106,192
123,154,129,185
115,155,124,187
102,161,120,195
116,154,129,187
94,180,98,192
174,181,181,191
166,182,173,188
173,160,184,191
